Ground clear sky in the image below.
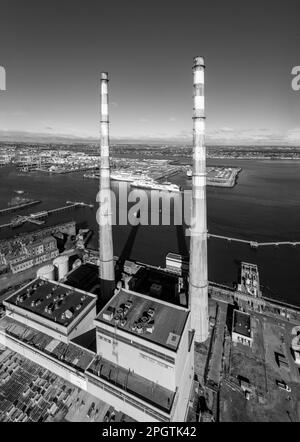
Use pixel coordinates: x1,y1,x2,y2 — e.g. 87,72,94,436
0,0,299,145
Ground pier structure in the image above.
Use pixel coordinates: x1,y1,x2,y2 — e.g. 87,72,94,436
208,233,300,248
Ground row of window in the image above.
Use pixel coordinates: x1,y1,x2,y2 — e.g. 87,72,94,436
11,250,59,274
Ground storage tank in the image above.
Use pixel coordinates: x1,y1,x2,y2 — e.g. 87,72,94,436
53,255,69,280
37,264,55,281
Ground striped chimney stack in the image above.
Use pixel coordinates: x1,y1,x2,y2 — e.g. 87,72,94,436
189,56,209,342
99,72,115,301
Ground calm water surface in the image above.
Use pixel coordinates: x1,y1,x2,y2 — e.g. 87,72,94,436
0,159,299,305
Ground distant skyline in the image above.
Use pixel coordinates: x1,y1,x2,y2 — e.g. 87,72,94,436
0,0,300,145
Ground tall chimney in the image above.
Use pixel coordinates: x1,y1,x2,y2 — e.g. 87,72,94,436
189,56,209,342
99,72,115,302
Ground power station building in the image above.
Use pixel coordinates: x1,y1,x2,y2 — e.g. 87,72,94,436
86,288,194,421
0,57,209,422
3,278,97,344
0,281,194,421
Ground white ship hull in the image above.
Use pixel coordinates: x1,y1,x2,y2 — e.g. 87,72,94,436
131,181,181,192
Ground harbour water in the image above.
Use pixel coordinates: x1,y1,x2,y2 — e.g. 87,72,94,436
0,159,299,305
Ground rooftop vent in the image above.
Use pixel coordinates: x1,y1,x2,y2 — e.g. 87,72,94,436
141,316,149,324
166,332,180,348
120,318,127,327
125,300,133,309
136,323,144,334
31,299,42,307
45,303,55,314
65,308,74,320
131,322,138,331
103,307,115,321
116,307,124,316
54,301,61,310
146,323,155,334
17,293,27,303
114,314,121,324
147,308,155,318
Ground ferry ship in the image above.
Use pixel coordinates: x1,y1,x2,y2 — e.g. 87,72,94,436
110,173,133,182
84,172,134,182
130,180,181,192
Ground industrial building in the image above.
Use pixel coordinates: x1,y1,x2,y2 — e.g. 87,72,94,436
0,58,209,422
0,235,59,275
0,281,194,421
86,287,194,421
232,310,253,347
166,253,189,275
3,278,97,344
238,262,261,298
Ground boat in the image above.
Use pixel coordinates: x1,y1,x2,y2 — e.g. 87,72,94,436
130,180,181,192
110,173,134,182
84,172,135,183
186,169,192,178
83,173,98,179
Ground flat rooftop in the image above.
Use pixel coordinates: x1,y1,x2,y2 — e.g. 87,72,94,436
66,263,100,293
96,289,189,351
5,278,96,328
233,310,251,338
133,266,182,304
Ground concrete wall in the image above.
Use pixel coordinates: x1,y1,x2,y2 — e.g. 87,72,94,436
96,329,176,391
175,315,190,387
69,307,96,341
86,373,167,422
172,347,194,421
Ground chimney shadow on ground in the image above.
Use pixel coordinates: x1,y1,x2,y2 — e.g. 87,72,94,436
116,222,140,280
